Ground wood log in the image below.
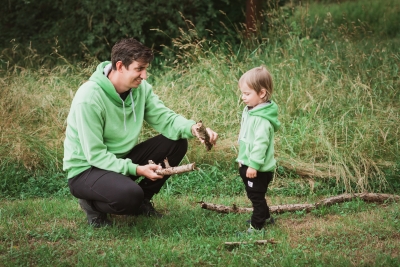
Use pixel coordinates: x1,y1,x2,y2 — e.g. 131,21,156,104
200,193,400,214
148,159,197,175
193,120,213,151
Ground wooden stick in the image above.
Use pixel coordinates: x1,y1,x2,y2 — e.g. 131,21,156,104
224,239,278,248
193,120,213,151
200,193,400,214
155,163,196,175
148,159,197,175
199,202,253,213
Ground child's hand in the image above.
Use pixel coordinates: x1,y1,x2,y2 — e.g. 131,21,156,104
246,167,257,178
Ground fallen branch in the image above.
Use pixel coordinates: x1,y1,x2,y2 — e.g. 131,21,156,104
193,120,213,151
224,239,278,248
199,202,252,214
200,193,400,214
149,159,197,175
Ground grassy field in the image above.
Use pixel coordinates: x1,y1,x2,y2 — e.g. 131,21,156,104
0,0,399,266
1,194,399,266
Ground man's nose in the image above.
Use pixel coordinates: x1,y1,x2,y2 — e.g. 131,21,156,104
140,70,147,79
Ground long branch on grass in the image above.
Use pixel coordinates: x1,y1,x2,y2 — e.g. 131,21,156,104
200,193,400,214
149,159,197,175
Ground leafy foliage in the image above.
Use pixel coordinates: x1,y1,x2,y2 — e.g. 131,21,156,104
0,0,246,60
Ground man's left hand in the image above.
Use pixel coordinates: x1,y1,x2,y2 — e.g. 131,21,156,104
191,124,218,146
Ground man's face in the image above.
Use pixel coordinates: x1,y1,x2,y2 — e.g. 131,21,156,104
119,60,149,90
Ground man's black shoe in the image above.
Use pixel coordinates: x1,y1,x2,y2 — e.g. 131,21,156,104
138,199,163,218
79,199,112,228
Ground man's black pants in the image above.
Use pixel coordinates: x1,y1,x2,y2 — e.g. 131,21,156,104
68,135,188,215
239,165,273,229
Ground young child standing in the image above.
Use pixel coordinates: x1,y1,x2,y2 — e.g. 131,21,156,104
236,66,281,233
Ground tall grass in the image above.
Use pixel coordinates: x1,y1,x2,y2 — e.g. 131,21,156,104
288,0,400,39
0,2,399,265
152,9,400,192
0,0,399,198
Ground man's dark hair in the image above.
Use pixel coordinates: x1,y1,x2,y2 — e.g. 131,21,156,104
111,38,154,70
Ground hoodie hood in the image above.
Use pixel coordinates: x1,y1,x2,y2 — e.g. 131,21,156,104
89,61,137,130
89,61,134,107
247,100,281,132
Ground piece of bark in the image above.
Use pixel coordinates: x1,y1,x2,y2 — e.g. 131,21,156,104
200,193,400,214
224,239,278,248
193,120,213,151
148,159,197,175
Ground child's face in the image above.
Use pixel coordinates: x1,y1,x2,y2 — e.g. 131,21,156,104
239,82,266,108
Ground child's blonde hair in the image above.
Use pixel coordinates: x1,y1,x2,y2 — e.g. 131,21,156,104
239,65,273,101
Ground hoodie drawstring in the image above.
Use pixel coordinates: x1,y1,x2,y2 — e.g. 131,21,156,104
122,100,127,131
120,91,137,131
130,91,137,122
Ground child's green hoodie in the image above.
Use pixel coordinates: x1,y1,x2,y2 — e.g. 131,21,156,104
236,101,281,172
63,62,196,179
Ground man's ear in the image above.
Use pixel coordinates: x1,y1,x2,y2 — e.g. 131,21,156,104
115,61,124,72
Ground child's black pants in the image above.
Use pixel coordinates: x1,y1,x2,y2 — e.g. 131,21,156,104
239,165,273,229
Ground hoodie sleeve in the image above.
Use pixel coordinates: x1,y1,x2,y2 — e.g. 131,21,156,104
247,117,272,170
143,86,196,139
73,102,138,176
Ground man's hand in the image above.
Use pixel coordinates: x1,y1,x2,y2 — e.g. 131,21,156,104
191,124,219,147
206,128,218,145
246,167,257,178
136,164,164,181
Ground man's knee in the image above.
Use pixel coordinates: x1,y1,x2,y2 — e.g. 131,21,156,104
176,138,188,153
163,135,188,151
162,137,188,166
112,185,144,214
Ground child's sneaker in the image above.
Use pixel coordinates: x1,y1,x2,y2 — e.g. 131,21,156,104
246,216,275,226
246,224,265,234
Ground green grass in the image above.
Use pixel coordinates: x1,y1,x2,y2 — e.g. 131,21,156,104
0,195,399,266
0,0,400,265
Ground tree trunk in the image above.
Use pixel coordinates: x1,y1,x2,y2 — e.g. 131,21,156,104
245,0,262,37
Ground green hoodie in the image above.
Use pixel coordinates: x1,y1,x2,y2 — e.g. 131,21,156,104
236,101,281,172
63,61,196,179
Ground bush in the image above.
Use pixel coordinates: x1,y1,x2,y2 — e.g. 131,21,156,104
288,0,400,40
0,0,246,61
